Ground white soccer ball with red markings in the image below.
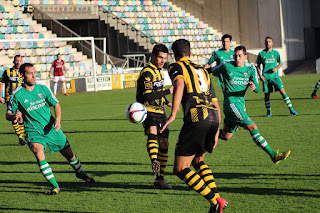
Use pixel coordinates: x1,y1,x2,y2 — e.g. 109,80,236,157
126,102,147,124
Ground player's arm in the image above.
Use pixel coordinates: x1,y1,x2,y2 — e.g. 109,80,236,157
63,64,68,75
0,71,8,104
0,83,5,104
204,51,216,69
54,103,61,131
6,96,21,122
255,54,265,81
272,62,283,73
249,66,260,93
207,62,225,76
142,71,173,101
160,77,184,133
212,98,220,148
272,52,283,73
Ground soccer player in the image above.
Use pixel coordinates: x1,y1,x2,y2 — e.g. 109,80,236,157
204,34,234,69
0,55,26,145
209,45,291,164
49,53,69,96
311,80,320,99
6,63,95,195
136,44,173,189
160,39,227,213
255,37,298,117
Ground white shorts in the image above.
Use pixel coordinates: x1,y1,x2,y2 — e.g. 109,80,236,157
53,75,66,82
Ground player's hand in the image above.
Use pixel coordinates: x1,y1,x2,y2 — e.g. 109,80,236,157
160,115,176,133
248,81,256,91
49,73,52,79
168,86,174,94
259,75,265,82
272,68,278,73
14,111,22,123
167,102,172,107
54,121,61,132
0,97,5,104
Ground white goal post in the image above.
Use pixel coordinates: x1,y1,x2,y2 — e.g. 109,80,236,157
0,37,101,92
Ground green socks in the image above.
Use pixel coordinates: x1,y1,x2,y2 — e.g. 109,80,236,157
250,129,275,158
38,159,59,188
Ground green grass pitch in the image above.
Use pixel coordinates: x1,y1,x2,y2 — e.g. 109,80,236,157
0,74,319,212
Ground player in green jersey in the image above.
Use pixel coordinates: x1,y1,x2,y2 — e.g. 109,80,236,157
255,37,298,117
311,80,320,99
6,63,95,195
209,45,290,164
204,34,234,69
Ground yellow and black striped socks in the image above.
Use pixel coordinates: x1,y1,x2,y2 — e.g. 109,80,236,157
12,122,21,138
38,159,59,188
193,161,219,198
19,122,24,139
146,134,158,162
177,168,218,205
157,148,168,178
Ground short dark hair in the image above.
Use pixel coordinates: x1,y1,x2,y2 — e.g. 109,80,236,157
19,63,34,76
222,34,232,41
13,55,21,61
265,36,273,42
152,44,168,56
172,39,190,58
234,45,247,55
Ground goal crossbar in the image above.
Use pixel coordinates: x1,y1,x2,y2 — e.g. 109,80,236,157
0,37,100,92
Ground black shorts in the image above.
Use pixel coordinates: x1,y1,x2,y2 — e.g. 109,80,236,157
175,120,219,156
143,112,169,139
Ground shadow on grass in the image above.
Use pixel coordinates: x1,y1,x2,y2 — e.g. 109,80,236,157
0,207,96,213
250,113,320,118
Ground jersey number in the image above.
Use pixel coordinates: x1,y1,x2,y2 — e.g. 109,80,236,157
194,69,208,92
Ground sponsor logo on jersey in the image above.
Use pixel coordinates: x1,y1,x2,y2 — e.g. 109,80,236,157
27,99,46,112
38,93,43,98
153,79,164,87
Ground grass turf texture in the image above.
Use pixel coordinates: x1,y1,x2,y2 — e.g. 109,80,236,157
0,74,319,213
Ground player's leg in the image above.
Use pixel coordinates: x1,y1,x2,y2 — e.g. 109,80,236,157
60,76,69,96
53,76,58,95
175,155,227,212
219,123,235,141
60,145,95,183
263,80,272,117
242,122,290,163
192,155,228,213
154,135,172,189
311,80,320,99
264,93,272,117
146,125,160,176
30,142,60,195
279,88,297,115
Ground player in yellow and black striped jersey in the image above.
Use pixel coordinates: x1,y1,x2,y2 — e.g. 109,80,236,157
160,39,228,213
0,55,26,145
136,44,173,189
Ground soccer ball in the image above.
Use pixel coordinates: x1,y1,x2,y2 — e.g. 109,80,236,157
126,102,147,124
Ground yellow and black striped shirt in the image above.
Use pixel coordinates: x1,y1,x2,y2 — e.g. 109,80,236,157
168,57,218,123
136,62,169,115
0,67,23,103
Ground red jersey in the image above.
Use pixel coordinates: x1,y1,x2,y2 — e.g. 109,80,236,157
52,60,65,76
